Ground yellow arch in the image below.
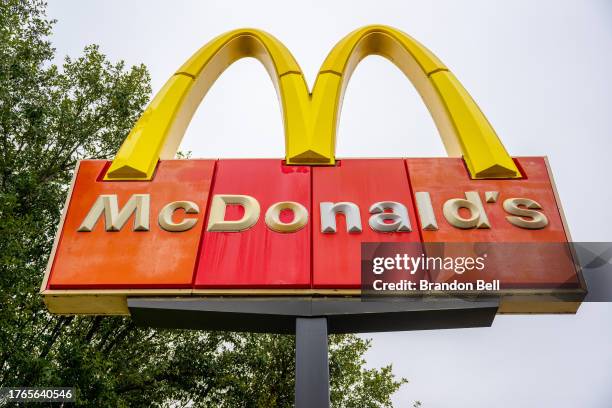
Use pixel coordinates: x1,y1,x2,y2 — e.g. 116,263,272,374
105,28,310,179
106,25,520,180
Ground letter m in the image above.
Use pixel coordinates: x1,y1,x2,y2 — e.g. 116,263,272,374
78,194,150,232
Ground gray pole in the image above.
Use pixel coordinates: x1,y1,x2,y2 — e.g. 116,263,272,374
127,297,499,407
295,317,330,408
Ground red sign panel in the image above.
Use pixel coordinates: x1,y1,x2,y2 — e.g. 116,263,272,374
195,159,311,288
312,159,421,288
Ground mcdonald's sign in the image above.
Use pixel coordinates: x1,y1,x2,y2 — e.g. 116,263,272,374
41,26,585,315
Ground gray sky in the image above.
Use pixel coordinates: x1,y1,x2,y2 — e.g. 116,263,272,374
47,1,612,406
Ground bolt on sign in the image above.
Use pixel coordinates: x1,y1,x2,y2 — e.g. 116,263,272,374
41,25,585,315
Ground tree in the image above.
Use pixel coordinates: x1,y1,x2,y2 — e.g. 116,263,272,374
0,1,407,406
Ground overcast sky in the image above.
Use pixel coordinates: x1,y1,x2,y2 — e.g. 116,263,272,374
47,1,612,406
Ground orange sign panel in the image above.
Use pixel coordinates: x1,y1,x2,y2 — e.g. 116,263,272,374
406,157,578,289
47,160,214,289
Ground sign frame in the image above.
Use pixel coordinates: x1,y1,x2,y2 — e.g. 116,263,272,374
40,157,586,315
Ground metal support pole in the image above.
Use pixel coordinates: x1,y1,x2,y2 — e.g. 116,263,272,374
128,297,500,406
295,317,330,408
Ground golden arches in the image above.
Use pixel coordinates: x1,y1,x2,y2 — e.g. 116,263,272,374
106,25,520,180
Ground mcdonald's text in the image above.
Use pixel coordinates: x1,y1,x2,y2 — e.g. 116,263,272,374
76,191,549,234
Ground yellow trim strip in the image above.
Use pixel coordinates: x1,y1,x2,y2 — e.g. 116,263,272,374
106,25,520,180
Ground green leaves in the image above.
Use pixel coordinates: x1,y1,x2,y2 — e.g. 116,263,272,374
0,1,408,406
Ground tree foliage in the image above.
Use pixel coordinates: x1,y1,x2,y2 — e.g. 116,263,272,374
0,1,407,406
